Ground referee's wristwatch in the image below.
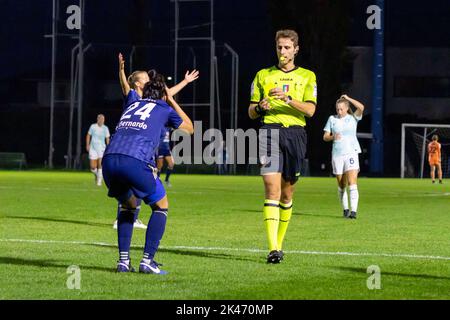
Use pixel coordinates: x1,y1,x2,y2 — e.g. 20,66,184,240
286,95,293,104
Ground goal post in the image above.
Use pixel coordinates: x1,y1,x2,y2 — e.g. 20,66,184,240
400,123,450,178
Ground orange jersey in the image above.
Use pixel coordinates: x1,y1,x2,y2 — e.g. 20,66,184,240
428,141,441,165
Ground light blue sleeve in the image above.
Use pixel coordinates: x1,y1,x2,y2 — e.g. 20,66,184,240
88,124,94,135
105,126,110,138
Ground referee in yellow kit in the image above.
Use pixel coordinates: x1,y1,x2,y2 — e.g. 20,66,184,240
248,29,317,263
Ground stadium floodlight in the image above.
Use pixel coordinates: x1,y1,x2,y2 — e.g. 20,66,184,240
400,123,450,178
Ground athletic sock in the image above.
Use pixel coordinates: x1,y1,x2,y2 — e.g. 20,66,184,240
117,206,136,261
338,187,349,210
97,168,103,183
143,208,168,261
277,201,292,250
263,199,280,251
165,167,173,182
349,184,359,213
90,168,97,177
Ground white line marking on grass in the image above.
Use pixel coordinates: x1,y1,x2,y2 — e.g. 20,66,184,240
2,238,450,261
0,186,101,192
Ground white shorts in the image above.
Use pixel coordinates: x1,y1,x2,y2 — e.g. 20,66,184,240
332,153,360,175
89,148,105,160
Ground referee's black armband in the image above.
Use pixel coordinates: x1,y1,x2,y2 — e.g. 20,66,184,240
255,104,264,115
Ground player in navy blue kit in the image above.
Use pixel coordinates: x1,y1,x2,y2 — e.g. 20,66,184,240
113,53,199,230
103,72,194,274
156,126,175,187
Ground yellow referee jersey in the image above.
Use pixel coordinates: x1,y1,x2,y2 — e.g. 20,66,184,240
250,66,317,127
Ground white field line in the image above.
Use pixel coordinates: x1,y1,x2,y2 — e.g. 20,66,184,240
1,238,450,261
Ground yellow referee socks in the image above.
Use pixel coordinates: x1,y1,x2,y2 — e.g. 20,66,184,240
263,199,280,251
277,201,293,250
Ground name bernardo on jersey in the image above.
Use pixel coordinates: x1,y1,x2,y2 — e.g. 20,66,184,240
116,120,148,130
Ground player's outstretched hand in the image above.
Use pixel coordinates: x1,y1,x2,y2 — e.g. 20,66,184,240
184,69,199,83
118,53,125,71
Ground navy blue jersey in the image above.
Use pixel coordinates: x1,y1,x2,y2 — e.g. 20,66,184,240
105,91,183,165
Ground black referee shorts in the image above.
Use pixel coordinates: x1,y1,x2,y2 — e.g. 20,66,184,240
259,124,307,183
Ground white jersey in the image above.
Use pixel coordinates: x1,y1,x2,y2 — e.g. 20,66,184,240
88,123,110,151
323,114,362,157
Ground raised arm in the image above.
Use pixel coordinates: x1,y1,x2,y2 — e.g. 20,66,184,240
165,88,194,135
341,94,364,117
167,69,199,96
118,53,131,96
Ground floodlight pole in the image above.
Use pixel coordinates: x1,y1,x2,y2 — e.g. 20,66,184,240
48,0,58,169
370,0,385,174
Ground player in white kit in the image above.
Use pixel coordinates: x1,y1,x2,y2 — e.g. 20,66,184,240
323,95,365,219
86,114,110,186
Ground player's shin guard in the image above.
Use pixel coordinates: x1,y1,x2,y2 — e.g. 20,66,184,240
263,200,280,251
117,206,136,261
349,184,359,213
277,201,292,250
338,187,349,210
143,208,168,261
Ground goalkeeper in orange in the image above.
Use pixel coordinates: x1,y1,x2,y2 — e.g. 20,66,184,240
428,135,443,184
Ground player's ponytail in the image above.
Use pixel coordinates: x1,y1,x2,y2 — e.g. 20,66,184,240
142,72,166,100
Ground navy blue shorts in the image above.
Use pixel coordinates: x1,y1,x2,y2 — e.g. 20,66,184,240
102,154,166,205
157,143,172,158
259,124,307,183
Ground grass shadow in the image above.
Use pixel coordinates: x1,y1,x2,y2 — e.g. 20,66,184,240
0,256,114,273
333,266,450,281
159,248,259,263
243,209,342,219
5,215,112,228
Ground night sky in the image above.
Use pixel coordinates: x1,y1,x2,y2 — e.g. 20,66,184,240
0,0,449,170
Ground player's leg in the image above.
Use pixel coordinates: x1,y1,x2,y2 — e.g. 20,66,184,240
346,170,359,219
96,158,103,186
430,164,436,183
102,154,141,272
164,155,174,186
437,163,443,183
132,198,148,229
278,177,295,255
341,153,360,219
333,155,349,217
156,157,164,178
116,194,138,272
259,125,283,263
89,149,98,183
262,173,282,262
140,178,169,274
336,174,349,218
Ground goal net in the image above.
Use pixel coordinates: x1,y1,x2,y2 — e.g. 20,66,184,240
401,123,450,178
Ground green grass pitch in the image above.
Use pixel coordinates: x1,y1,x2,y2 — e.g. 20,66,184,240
0,171,449,299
